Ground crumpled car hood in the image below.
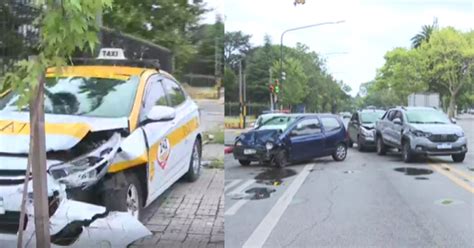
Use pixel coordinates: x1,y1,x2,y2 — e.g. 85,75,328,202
0,111,128,154
239,129,281,146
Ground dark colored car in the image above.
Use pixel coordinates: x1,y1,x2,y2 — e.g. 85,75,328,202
233,114,348,167
347,109,386,151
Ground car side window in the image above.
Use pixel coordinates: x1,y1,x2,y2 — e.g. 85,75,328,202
350,113,358,122
140,78,168,123
387,110,396,121
394,111,404,122
291,119,322,137
321,117,341,132
162,78,186,107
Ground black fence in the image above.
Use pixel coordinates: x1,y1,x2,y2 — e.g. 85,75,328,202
225,102,269,117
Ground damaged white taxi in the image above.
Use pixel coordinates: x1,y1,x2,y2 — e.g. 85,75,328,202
0,52,202,246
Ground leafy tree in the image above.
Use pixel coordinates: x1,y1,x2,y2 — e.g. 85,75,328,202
411,18,438,48
2,1,112,246
420,27,474,117
103,0,208,76
224,31,252,69
271,57,308,107
373,47,427,104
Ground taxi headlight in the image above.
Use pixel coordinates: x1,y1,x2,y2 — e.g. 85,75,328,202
49,133,121,188
265,142,274,150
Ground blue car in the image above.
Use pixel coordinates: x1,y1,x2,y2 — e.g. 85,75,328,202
233,114,349,167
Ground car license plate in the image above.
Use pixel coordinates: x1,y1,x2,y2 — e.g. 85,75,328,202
244,149,256,155
437,143,452,149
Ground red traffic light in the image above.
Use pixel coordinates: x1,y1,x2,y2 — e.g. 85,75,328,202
269,84,274,92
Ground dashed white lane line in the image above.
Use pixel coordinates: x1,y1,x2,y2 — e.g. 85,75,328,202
227,179,255,196
225,198,249,216
225,179,256,216
225,179,243,193
243,163,315,248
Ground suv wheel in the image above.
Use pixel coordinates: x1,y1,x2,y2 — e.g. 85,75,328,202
332,143,347,161
402,141,414,163
376,136,386,155
452,153,465,163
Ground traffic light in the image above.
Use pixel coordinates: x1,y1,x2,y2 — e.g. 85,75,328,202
274,79,280,94
269,84,274,93
294,0,305,6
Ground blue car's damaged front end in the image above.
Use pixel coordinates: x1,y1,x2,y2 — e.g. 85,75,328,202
233,129,283,165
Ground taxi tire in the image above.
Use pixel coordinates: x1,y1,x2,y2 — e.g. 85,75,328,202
185,139,201,182
103,172,143,219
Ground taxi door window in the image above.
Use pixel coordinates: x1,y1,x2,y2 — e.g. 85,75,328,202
162,79,186,107
140,78,168,122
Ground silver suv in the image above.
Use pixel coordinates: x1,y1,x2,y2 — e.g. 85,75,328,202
375,107,467,162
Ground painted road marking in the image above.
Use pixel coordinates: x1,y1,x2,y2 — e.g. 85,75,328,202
225,179,243,193
430,164,474,194
227,179,255,196
225,199,249,216
439,163,474,182
225,179,256,216
243,164,314,248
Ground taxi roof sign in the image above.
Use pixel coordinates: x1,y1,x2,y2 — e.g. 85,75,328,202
97,48,127,60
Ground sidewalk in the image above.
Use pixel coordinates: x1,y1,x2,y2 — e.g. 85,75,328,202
130,168,224,248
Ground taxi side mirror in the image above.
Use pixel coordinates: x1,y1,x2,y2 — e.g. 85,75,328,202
147,106,176,122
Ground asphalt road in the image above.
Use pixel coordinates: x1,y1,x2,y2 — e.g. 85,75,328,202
224,115,474,248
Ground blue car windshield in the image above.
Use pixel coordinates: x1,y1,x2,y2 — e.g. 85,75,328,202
259,116,297,131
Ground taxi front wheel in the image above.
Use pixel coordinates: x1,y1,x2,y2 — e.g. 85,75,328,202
185,139,202,182
103,172,143,220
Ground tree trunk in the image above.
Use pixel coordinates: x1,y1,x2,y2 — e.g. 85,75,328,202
448,93,456,118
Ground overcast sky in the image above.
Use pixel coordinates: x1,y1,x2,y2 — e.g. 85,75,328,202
224,0,473,96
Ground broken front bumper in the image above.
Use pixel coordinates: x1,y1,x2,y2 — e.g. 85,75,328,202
0,169,150,247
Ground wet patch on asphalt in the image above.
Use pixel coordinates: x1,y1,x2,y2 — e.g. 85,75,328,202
255,168,297,186
468,168,474,172
415,177,429,180
231,187,276,200
434,198,464,206
394,167,433,176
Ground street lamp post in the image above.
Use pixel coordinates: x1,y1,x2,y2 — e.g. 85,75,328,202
279,20,345,83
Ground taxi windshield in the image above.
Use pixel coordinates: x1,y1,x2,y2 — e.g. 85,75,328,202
0,76,140,118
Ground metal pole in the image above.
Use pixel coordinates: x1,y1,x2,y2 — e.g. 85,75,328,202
243,73,247,128
279,20,345,82
269,68,273,111
239,60,243,128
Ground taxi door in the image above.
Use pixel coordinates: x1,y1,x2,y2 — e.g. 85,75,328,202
138,75,176,200
160,78,199,180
